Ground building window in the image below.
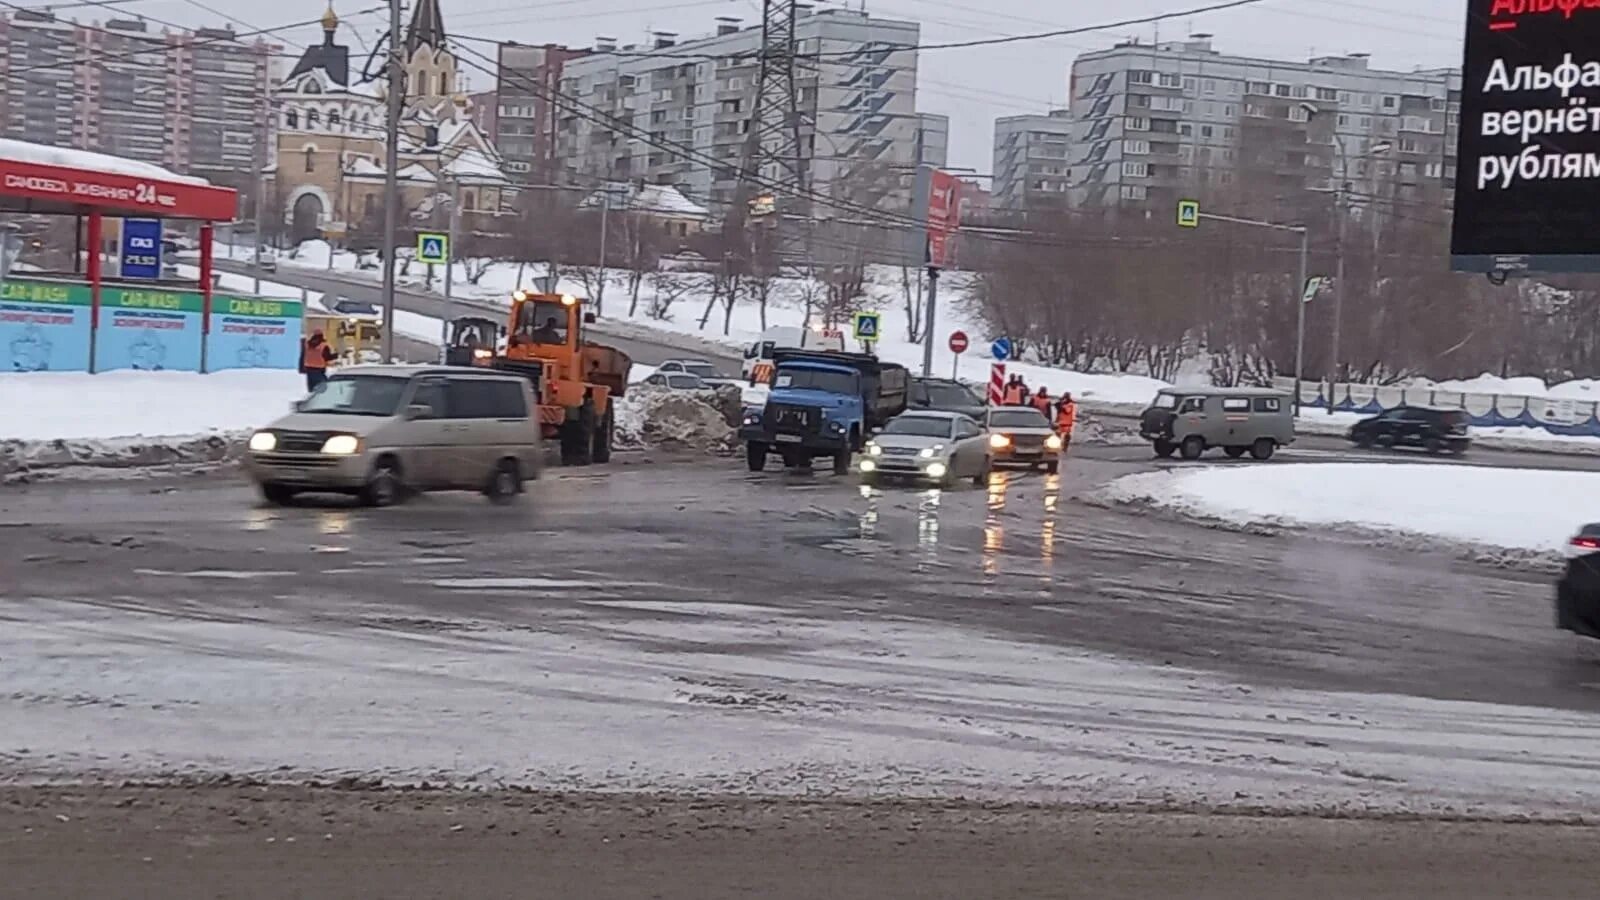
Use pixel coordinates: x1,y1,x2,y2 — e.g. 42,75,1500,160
1382,95,1397,109
285,109,298,128
413,71,425,95
1125,139,1150,154
304,147,314,172
1201,125,1214,138
1158,73,1180,88
307,108,319,128
1288,105,1310,122
463,189,476,210
439,73,450,95
1126,116,1150,131
1399,137,1420,153
1119,184,1147,200
1183,77,1196,93
1129,94,1150,108
1316,87,1338,101
1122,161,1149,178
1129,70,1154,85
1274,83,1291,97
1202,79,1216,94
329,109,341,129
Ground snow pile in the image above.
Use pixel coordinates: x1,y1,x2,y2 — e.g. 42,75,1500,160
1100,463,1600,562
613,385,737,452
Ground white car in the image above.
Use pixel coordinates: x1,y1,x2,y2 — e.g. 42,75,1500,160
860,410,991,487
657,358,737,387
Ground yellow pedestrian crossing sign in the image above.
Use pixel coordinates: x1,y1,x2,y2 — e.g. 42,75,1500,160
1177,200,1200,228
852,312,881,342
417,232,449,265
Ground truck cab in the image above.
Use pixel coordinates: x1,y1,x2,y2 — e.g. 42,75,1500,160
739,350,908,475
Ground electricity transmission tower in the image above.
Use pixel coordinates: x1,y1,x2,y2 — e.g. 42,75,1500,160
726,0,808,252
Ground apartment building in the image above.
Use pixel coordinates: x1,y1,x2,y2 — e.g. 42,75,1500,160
915,112,948,169
0,10,273,186
1063,35,1459,212
990,109,1072,210
493,41,588,184
555,8,921,212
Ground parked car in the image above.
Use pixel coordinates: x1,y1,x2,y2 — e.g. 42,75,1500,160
1348,406,1470,454
859,410,990,487
641,371,709,391
1139,387,1295,460
244,365,543,507
909,376,987,422
657,358,737,387
985,406,1063,473
257,248,278,272
1557,524,1600,639
330,296,380,318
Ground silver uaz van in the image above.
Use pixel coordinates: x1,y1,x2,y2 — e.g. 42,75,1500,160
245,365,544,506
1139,387,1295,460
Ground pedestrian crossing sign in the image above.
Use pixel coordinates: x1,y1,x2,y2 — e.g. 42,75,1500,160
852,312,881,342
1177,200,1200,228
417,232,449,265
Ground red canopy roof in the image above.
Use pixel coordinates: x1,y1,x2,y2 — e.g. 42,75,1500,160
0,140,237,221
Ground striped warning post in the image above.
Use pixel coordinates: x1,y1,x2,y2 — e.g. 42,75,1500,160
988,363,1006,405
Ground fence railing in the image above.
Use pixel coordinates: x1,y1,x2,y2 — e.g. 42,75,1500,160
1276,378,1600,436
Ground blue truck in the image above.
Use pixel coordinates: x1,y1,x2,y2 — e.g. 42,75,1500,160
739,349,909,474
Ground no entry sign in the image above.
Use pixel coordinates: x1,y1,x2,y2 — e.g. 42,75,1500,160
948,330,968,354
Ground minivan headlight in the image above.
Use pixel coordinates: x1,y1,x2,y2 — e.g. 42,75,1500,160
867,442,883,456
248,431,276,452
1046,434,1063,450
321,434,361,455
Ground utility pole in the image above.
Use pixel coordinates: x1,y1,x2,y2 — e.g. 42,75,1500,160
596,188,610,314
728,0,807,272
1328,178,1346,413
1293,227,1309,417
379,0,404,362
438,176,459,363
252,164,265,295
921,265,939,377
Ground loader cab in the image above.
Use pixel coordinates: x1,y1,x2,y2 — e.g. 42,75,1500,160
508,292,585,352
445,316,503,367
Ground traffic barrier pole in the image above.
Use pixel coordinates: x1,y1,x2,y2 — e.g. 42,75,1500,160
988,363,1006,406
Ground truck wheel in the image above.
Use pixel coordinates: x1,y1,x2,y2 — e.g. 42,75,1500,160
832,448,851,476
591,408,614,464
1249,438,1276,461
1153,440,1176,459
747,442,768,472
1179,436,1206,460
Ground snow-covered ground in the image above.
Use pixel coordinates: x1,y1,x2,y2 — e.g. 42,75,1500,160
0,370,304,442
1101,463,1600,556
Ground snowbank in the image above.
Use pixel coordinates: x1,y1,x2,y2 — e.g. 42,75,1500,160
614,385,737,452
1100,463,1600,558
0,370,303,442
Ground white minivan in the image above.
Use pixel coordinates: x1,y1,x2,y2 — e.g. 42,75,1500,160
245,365,544,506
742,326,847,384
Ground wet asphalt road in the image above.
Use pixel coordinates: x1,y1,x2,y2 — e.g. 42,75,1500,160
2,449,1594,716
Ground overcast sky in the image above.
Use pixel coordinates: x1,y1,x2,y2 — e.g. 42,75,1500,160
125,0,1470,173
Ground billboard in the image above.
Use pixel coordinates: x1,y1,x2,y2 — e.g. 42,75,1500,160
1452,0,1600,272
205,295,304,371
94,286,204,372
926,169,963,268
0,279,92,372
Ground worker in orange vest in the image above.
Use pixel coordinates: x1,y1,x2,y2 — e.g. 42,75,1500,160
1002,375,1027,406
1032,387,1053,416
301,329,335,391
1055,392,1078,450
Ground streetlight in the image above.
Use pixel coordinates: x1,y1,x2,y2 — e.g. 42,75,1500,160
1301,102,1392,411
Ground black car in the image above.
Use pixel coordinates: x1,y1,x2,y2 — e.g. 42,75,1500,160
1347,405,1470,454
909,377,987,422
1557,524,1600,639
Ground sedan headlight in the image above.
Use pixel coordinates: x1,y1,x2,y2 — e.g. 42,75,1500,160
919,444,945,459
867,442,883,456
989,433,1011,448
1046,434,1063,450
248,431,276,452
320,434,362,455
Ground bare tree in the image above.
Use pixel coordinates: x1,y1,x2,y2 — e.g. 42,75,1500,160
900,265,926,343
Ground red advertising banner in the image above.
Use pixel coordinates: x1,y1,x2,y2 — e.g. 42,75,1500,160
927,169,962,268
0,158,237,220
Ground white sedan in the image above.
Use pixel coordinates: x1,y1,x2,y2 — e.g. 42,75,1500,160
860,411,991,487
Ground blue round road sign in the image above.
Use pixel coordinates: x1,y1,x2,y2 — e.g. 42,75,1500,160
990,337,1012,361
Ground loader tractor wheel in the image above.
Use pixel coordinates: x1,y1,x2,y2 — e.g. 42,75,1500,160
592,407,614,464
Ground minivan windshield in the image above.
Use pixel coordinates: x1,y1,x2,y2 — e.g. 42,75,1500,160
883,416,953,438
299,375,408,416
774,367,857,395
989,409,1050,429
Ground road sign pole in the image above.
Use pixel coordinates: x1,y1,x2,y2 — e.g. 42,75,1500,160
921,265,939,378
988,363,1006,406
951,351,959,381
